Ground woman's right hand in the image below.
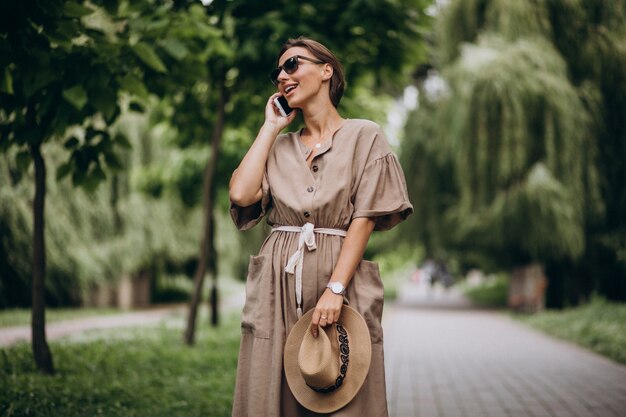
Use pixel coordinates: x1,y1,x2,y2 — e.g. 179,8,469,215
265,93,297,131
229,93,297,207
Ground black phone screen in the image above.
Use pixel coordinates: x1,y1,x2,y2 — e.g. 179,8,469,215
275,95,293,116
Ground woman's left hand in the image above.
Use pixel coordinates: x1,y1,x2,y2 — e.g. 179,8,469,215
310,290,344,337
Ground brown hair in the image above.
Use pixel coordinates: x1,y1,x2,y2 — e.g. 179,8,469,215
277,37,345,108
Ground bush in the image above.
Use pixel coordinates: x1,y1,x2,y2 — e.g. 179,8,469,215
463,274,508,308
518,296,626,365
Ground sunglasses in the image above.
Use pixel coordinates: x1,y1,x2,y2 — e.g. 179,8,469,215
270,55,325,86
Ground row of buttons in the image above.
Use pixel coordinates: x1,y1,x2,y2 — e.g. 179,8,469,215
304,164,318,218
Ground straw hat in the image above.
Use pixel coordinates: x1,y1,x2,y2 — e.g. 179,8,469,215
284,305,372,413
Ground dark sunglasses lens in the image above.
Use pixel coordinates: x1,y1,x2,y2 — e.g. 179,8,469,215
283,57,298,74
270,57,299,84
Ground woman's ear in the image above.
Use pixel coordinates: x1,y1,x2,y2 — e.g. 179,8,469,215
321,63,333,81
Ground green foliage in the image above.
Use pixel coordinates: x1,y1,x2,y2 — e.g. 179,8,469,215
518,296,626,365
0,315,241,416
463,274,508,308
0,0,223,187
1,1,126,186
439,0,553,65
402,0,626,296
440,35,591,262
400,90,457,259
0,111,203,306
448,163,584,262
133,145,209,206
0,1,434,309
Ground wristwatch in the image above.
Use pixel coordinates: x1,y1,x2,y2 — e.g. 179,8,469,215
326,281,346,295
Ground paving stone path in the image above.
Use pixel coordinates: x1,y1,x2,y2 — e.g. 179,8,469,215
384,281,626,417
3,279,625,417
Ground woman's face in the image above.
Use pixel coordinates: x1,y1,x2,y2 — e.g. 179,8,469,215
276,47,330,108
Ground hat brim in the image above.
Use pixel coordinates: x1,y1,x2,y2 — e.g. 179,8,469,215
284,304,372,414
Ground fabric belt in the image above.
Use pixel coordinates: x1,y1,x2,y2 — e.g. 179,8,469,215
271,223,347,318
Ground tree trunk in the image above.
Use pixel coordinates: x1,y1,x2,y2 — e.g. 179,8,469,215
184,87,227,345
209,204,219,327
29,142,54,374
110,175,123,233
508,263,548,314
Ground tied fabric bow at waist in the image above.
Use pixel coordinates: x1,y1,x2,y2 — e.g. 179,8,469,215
271,223,347,318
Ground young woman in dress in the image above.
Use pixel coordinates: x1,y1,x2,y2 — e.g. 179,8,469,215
229,37,413,417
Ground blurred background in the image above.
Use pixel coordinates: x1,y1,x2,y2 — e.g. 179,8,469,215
1,0,625,415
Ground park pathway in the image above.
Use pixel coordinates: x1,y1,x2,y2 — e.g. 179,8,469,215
0,290,245,347
0,304,186,346
383,280,626,417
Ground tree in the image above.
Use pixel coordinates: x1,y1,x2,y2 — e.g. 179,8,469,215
1,0,130,374
0,0,221,372
402,0,626,306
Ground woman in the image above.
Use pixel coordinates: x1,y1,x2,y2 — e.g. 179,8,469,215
229,37,413,417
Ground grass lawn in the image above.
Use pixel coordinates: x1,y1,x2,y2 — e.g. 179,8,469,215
516,296,626,365
1,313,241,417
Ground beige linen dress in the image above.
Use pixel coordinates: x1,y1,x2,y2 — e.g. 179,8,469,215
230,119,413,417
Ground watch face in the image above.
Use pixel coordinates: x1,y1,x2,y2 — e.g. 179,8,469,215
329,282,344,294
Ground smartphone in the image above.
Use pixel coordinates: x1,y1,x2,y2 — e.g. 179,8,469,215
273,95,293,117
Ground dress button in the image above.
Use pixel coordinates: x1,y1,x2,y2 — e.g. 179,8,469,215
304,211,310,218
307,186,314,192
312,165,319,172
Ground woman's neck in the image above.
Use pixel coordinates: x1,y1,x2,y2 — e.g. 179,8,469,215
301,106,344,140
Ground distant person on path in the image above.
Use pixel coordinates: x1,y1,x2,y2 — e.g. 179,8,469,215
228,37,413,416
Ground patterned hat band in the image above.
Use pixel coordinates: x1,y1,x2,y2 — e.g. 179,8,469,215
306,323,350,393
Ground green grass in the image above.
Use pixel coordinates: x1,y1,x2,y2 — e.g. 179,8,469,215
517,296,626,365
462,275,508,308
0,308,125,328
0,314,241,417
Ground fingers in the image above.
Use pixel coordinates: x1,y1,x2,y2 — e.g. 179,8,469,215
265,93,297,129
311,323,319,338
310,309,330,338
310,309,321,338
265,93,282,118
309,293,345,337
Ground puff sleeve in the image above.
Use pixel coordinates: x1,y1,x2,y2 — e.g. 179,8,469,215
229,170,272,231
352,151,413,231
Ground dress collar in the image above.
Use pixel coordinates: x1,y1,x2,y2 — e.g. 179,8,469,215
296,119,349,158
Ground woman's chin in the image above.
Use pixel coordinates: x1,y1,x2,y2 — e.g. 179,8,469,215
286,98,301,108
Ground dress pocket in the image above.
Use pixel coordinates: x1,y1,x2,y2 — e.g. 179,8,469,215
346,259,385,344
241,254,272,339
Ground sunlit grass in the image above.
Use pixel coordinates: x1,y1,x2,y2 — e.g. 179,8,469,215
0,314,241,417
517,296,626,365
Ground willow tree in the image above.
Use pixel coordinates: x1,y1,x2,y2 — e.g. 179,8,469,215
403,0,625,306
441,36,594,263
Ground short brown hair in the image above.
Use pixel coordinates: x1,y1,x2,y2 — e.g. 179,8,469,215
277,37,345,108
